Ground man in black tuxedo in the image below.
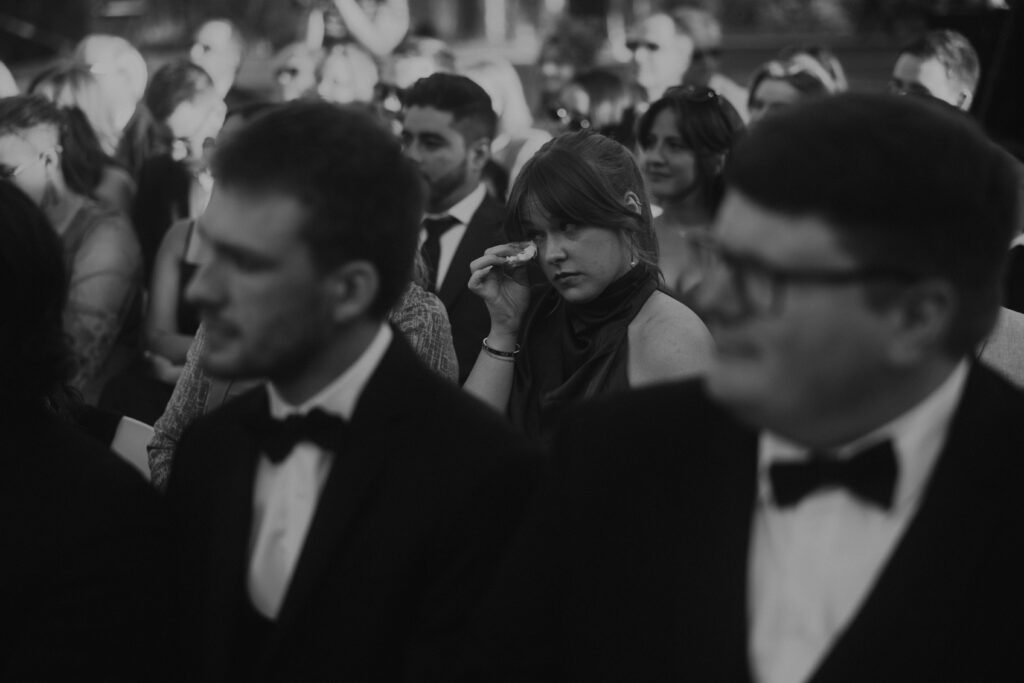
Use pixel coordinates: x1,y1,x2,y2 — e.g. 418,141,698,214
0,182,170,681
167,101,538,681
401,73,508,383
468,94,1024,682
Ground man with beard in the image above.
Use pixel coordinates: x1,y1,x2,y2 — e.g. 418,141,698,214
168,101,539,680
401,73,507,383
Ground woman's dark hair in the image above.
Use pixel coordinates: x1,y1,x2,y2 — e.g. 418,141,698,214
0,182,74,412
0,94,110,199
636,85,745,211
506,130,659,275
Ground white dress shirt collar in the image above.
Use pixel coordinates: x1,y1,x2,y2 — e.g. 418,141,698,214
424,182,486,227
758,360,969,512
265,323,393,422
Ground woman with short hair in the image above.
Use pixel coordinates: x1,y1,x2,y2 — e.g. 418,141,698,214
465,131,712,443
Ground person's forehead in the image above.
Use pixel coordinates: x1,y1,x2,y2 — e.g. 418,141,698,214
204,188,308,247
753,78,802,104
403,106,459,135
714,191,855,267
322,54,355,79
892,54,948,87
633,14,678,45
650,107,681,134
196,21,234,49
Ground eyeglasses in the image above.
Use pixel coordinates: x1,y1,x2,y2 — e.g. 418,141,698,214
626,39,660,53
684,232,923,316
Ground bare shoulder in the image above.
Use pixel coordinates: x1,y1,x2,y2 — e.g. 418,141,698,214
627,290,713,387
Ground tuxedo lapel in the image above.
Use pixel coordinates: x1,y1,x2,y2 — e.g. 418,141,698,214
203,391,265,681
809,365,1014,683
694,404,759,682
437,195,504,308
261,336,418,654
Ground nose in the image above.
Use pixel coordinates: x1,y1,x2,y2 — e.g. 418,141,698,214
644,140,666,165
403,140,422,164
541,234,567,265
185,257,221,312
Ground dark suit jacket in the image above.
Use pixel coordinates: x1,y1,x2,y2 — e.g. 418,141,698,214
0,409,171,681
468,363,1024,682
437,193,507,384
167,332,541,682
132,154,191,280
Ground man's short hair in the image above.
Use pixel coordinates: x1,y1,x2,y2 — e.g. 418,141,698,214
899,29,980,99
144,60,216,123
0,182,72,409
725,93,1018,356
210,100,424,319
402,73,497,144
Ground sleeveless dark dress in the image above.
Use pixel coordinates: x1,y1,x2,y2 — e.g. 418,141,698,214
509,264,658,443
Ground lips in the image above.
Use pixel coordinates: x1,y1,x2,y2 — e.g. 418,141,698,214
553,271,581,285
645,170,673,182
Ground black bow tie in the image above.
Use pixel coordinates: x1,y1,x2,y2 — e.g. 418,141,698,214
245,408,350,464
768,440,899,510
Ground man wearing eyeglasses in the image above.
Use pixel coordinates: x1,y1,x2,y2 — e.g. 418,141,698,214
465,94,1024,681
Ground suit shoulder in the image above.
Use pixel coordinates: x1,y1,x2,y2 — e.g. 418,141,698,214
3,413,161,530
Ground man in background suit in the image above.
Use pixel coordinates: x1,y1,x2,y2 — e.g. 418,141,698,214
468,94,1024,681
402,73,507,383
168,101,538,681
0,182,170,681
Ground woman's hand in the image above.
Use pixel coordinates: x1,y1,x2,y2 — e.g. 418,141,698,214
145,350,184,385
468,242,536,336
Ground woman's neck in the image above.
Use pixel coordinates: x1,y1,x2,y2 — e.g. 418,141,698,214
45,191,85,237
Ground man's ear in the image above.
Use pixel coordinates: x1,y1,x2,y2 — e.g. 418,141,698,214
467,136,492,174
886,279,957,365
957,89,973,112
324,259,380,325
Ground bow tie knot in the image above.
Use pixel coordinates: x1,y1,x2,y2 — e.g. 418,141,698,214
246,407,350,464
768,440,898,510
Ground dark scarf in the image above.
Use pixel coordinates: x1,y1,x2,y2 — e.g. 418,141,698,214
510,264,657,443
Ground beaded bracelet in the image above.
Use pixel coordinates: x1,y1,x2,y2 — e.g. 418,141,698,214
482,337,520,362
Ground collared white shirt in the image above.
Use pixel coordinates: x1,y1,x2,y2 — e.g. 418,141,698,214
247,324,392,619
749,361,969,683
419,182,486,291
188,170,214,219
